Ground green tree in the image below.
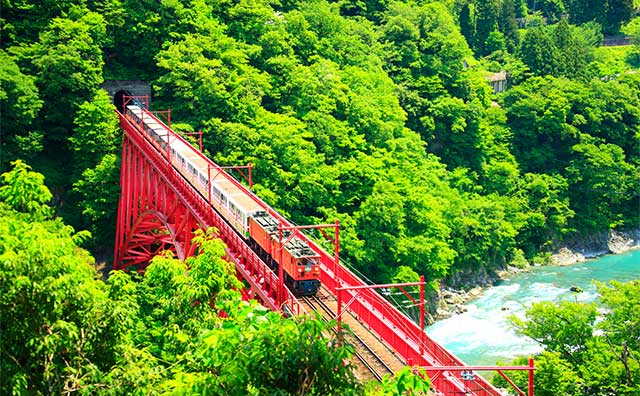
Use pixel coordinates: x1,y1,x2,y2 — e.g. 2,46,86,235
623,16,640,66
505,281,640,395
595,281,640,390
154,20,269,127
24,6,107,142
0,50,43,167
65,90,121,246
520,20,601,79
171,306,361,395
520,27,560,77
476,0,501,55
553,19,588,78
447,192,520,272
514,0,528,17
0,160,53,219
511,300,598,364
517,172,574,256
498,0,520,52
0,0,78,46
459,2,476,49
367,366,431,396
71,154,121,248
539,0,566,22
502,77,578,173
566,141,637,232
0,161,126,395
492,352,585,396
605,0,635,34
69,90,120,177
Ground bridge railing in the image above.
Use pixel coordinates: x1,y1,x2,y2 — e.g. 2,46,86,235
118,108,304,315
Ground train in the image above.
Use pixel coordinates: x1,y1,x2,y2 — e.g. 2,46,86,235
123,101,321,296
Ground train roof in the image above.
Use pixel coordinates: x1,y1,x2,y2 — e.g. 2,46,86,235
128,104,264,216
211,175,263,213
252,212,319,258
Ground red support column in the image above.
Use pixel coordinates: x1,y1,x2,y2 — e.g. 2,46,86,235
334,220,340,285
528,357,535,396
419,275,425,358
337,288,342,344
278,221,284,308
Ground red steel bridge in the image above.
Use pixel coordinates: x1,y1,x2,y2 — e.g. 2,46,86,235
113,98,534,396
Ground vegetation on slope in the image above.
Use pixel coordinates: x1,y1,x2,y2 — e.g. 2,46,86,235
0,161,430,395
492,281,640,395
1,0,639,394
2,0,639,287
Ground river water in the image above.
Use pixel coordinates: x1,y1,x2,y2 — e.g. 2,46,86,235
426,249,640,366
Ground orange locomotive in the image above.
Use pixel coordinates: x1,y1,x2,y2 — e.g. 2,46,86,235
249,212,321,295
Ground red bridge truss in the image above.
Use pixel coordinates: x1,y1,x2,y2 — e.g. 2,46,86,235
113,99,534,396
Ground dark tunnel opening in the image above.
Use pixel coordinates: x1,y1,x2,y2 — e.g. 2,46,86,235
113,90,132,114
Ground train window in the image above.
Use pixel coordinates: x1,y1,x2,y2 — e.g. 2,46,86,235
187,163,194,173
199,174,208,185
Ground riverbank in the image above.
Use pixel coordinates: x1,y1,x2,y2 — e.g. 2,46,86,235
432,227,640,322
427,249,640,366
550,227,640,266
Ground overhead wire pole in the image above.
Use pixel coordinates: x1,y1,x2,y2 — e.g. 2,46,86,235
152,108,171,128
425,358,535,396
220,163,254,190
335,277,427,357
183,130,203,152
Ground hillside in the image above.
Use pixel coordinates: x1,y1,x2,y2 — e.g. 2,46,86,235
1,0,639,301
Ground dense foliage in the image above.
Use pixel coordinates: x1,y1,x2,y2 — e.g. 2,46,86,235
2,0,638,289
492,280,640,395
1,0,639,393
0,161,432,395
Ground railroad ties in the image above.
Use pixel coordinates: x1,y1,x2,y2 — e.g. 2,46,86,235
301,287,406,382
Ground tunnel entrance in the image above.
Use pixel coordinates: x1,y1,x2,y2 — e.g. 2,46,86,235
101,80,151,111
113,90,132,114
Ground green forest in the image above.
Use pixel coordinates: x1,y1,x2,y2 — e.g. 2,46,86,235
1,0,639,394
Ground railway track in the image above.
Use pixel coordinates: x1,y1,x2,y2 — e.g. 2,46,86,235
301,294,399,382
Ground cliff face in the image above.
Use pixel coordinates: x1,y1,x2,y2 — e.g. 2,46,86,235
551,228,640,266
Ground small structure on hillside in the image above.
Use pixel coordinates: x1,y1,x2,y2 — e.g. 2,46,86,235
487,71,508,94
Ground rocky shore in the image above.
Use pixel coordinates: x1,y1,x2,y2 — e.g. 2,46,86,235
431,227,640,322
549,228,640,266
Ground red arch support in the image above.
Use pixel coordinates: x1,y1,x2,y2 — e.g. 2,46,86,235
113,106,304,316
114,134,200,270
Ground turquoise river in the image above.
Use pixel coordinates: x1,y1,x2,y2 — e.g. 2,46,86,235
426,249,640,366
